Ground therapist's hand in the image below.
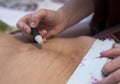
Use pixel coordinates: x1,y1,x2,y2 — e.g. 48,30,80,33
97,46,120,84
17,9,65,42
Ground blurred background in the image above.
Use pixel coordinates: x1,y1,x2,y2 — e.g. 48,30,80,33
0,0,92,37
0,0,63,27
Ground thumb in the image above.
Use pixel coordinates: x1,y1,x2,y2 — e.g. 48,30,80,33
30,21,38,28
30,14,40,28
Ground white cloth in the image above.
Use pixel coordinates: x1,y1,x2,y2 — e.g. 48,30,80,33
67,39,115,84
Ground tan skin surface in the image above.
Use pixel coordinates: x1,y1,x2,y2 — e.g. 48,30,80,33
0,32,95,84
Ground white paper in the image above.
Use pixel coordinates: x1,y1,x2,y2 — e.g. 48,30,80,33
67,39,115,84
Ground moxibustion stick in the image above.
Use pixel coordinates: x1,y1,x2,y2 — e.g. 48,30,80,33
31,28,43,45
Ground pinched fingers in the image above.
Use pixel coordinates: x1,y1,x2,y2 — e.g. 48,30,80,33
98,44,120,84
17,14,32,34
17,21,31,33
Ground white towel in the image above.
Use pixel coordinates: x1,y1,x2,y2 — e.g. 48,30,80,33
67,39,115,84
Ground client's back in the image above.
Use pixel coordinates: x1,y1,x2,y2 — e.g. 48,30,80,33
0,32,95,84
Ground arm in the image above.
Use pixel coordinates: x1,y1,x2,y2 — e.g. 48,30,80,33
57,0,94,29
17,0,94,41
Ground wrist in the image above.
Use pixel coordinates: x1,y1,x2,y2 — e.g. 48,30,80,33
57,9,72,31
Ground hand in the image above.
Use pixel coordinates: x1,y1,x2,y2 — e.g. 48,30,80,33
17,9,65,42
97,44,120,84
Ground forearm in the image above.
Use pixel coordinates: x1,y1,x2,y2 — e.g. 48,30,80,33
57,0,94,29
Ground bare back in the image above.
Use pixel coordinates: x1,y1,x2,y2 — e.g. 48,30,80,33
0,33,95,84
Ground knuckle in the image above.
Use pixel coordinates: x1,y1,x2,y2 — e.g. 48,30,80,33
16,21,20,28
102,63,111,75
20,14,30,21
31,14,37,21
40,9,48,13
16,21,23,30
31,9,48,22
39,9,48,16
31,13,40,22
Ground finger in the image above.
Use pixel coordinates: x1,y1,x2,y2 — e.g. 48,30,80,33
101,48,120,57
103,56,120,76
17,14,32,33
39,30,47,42
97,69,120,84
30,9,48,28
17,21,31,34
39,29,47,37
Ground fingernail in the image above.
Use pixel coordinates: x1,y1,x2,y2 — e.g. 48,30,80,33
100,50,108,55
43,30,47,35
30,22,36,28
100,52,105,55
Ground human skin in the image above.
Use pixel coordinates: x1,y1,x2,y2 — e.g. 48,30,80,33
0,33,95,84
93,26,120,84
16,0,94,42
97,48,120,84
16,0,120,83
